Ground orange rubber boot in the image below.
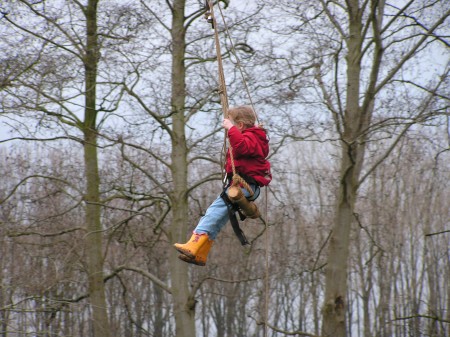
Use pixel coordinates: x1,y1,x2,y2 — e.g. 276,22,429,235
174,233,210,260
178,238,213,266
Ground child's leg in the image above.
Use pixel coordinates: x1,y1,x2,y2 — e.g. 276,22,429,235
194,194,229,240
194,184,259,240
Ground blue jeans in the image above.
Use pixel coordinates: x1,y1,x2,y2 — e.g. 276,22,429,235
194,184,260,240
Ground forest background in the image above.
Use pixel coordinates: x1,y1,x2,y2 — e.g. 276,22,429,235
0,1,449,337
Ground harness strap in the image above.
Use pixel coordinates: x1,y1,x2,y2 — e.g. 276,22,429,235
220,190,249,245
221,173,259,246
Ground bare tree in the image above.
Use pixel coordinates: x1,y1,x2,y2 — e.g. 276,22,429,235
2,1,449,336
256,0,449,336
0,1,145,335
317,2,449,335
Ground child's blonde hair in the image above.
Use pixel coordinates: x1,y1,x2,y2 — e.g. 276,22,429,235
228,105,267,132
227,105,256,128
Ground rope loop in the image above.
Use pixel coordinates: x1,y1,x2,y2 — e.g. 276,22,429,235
231,173,254,197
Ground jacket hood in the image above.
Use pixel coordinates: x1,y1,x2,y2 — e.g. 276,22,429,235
244,126,269,155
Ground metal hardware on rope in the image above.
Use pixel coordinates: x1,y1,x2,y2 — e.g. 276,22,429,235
204,0,214,28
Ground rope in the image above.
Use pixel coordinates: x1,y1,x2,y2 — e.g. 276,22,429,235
206,2,268,334
264,187,269,337
207,0,254,197
216,4,260,126
207,1,229,115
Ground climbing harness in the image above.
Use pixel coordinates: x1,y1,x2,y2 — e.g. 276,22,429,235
220,174,260,246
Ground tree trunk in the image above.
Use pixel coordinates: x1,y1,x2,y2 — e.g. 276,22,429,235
322,1,365,336
169,1,196,337
83,1,111,336
322,167,356,337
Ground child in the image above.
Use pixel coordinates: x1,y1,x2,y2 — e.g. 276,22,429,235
174,105,271,266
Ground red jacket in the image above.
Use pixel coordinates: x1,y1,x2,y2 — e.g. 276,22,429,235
225,126,272,187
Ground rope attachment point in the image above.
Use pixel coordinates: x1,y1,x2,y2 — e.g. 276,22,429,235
204,1,214,28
